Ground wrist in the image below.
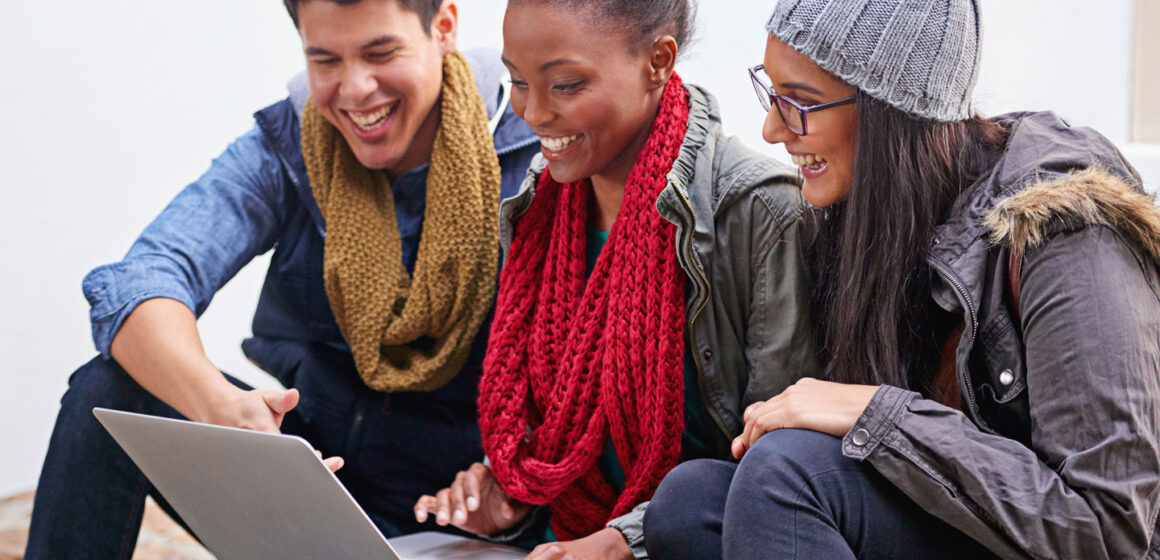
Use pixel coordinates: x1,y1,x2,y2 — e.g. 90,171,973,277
183,369,243,424
597,527,633,560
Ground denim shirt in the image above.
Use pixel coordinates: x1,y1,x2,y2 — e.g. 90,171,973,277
82,50,539,401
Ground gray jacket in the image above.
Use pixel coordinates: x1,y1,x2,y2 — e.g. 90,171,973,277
842,111,1160,559
496,83,818,557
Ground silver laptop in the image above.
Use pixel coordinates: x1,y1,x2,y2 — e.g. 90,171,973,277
93,407,526,560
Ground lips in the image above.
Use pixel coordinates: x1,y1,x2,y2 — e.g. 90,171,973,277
539,134,579,152
789,152,829,180
344,101,398,133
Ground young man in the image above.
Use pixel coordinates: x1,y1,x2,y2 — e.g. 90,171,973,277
24,1,537,557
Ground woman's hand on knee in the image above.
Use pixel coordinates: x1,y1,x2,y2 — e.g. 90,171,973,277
413,462,533,535
732,378,879,459
523,527,632,560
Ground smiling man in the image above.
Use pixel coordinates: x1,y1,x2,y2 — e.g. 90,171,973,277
24,1,537,558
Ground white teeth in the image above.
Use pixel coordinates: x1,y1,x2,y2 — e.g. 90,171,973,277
791,154,827,168
539,134,579,152
348,104,394,131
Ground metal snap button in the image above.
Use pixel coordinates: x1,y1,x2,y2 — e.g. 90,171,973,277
703,350,712,361
999,369,1014,386
851,428,871,446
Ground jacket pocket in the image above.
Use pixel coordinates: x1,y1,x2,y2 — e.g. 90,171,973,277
974,312,1026,402
971,312,1032,444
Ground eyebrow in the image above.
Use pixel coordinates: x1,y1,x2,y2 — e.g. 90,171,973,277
778,81,825,96
500,56,583,73
305,35,400,56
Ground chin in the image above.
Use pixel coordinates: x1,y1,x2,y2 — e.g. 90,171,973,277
351,145,401,171
545,163,583,185
801,182,844,208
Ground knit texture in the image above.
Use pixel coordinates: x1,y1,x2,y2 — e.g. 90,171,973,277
301,51,502,393
478,76,690,539
766,0,981,121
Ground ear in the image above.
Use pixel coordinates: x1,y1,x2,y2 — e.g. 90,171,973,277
646,35,678,89
431,0,458,55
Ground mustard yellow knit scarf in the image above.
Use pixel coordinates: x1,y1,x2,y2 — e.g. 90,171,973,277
301,52,501,392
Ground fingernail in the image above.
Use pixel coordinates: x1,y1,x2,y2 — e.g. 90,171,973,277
436,511,449,525
466,496,478,510
453,509,466,524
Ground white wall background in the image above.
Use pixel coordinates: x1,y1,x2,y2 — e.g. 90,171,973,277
1,0,1155,498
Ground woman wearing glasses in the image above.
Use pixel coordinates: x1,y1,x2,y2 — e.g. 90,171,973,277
645,0,1160,558
412,1,818,558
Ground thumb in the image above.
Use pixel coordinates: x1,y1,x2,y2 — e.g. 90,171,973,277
262,388,299,415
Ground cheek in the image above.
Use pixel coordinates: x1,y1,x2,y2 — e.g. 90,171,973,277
385,66,421,96
412,65,445,110
308,68,338,96
838,119,859,172
583,99,632,146
837,141,857,185
307,77,340,118
508,91,526,120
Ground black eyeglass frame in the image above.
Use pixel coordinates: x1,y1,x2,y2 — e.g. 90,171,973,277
748,63,855,136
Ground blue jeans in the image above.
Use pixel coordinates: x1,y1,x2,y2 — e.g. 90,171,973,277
644,429,996,559
25,343,483,559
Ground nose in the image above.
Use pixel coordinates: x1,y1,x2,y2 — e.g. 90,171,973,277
337,61,378,103
515,89,552,128
762,107,796,145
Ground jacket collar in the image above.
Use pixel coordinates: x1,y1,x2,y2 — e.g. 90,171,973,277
662,83,715,202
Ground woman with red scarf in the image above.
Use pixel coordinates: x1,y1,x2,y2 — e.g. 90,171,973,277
414,1,817,558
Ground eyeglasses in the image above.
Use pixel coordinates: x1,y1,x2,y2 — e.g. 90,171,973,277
748,64,854,136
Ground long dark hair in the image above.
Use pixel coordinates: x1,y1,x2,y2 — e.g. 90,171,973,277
810,90,1008,390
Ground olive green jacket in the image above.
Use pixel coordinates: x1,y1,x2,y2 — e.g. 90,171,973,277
496,83,818,557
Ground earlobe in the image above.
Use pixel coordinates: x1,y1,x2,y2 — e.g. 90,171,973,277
434,0,459,54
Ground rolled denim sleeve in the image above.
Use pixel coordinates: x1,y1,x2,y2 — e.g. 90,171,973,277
84,125,288,355
843,226,1160,559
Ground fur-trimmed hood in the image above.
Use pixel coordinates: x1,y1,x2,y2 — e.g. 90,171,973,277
985,166,1160,262
927,111,1155,314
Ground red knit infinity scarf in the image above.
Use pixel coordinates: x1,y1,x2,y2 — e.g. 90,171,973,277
479,75,689,540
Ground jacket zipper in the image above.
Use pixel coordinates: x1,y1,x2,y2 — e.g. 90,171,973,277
928,257,985,428
672,182,732,441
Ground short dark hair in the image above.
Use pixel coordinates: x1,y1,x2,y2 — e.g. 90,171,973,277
509,0,696,55
283,0,443,34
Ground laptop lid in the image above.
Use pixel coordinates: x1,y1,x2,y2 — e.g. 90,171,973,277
93,408,525,560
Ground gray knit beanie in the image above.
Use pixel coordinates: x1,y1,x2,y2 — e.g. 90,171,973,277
765,0,981,121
